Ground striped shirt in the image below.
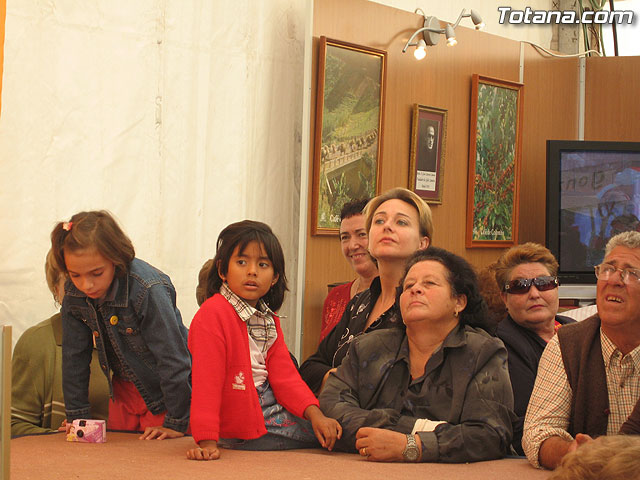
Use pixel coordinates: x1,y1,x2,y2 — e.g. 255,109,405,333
523,329,640,468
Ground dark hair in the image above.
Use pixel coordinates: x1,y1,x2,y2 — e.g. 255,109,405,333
45,248,65,305
196,258,214,306
399,247,492,332
476,262,507,330
340,198,369,221
50,211,135,277
207,220,288,311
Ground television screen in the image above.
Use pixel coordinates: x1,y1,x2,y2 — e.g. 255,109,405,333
546,140,640,286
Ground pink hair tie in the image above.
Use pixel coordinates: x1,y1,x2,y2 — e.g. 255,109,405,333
63,221,73,231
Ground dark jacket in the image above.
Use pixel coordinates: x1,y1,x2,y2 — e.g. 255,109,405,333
319,325,516,463
496,314,574,454
299,276,401,393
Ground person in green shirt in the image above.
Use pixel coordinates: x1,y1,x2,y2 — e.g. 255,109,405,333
11,249,109,437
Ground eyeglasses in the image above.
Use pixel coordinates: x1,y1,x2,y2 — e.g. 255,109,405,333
594,263,640,285
503,275,559,295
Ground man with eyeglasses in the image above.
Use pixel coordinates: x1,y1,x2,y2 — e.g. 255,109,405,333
522,231,640,469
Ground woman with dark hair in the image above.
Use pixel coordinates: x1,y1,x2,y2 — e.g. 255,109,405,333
319,247,515,463
318,199,378,342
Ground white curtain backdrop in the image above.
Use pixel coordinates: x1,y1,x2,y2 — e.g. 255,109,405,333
0,0,309,353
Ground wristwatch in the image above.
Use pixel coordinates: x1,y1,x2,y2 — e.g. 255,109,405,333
402,433,420,462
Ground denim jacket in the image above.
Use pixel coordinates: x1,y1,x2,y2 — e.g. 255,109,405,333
61,258,191,433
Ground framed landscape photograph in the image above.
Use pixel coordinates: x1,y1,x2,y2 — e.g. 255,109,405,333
311,37,386,235
466,74,523,248
409,104,447,204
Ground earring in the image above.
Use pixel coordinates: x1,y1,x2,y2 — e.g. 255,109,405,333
453,310,459,318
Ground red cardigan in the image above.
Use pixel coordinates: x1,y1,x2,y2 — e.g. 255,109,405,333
188,294,319,443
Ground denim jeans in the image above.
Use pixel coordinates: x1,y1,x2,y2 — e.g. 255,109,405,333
220,381,319,450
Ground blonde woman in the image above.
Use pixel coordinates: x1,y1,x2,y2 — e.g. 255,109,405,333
301,188,433,393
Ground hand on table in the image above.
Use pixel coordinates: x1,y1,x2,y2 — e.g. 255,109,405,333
356,427,418,462
139,426,184,440
186,440,221,461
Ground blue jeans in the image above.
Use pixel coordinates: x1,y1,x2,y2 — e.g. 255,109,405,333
220,381,319,450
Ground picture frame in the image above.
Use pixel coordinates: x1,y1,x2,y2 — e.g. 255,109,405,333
466,74,523,248
409,104,447,204
311,37,386,235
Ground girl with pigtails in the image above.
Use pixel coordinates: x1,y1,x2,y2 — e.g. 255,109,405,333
51,210,191,439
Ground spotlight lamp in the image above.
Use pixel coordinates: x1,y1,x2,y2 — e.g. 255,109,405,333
470,9,485,30
402,8,483,59
445,25,457,47
414,38,427,59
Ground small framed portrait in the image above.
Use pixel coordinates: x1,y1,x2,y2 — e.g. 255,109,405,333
409,104,447,204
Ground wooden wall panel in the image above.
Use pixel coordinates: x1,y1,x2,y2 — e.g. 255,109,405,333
520,50,579,244
302,0,581,358
585,56,640,141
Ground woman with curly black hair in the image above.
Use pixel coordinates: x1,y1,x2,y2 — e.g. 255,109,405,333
319,247,516,463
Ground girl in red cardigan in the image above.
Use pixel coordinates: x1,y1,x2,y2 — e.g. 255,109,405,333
187,220,342,460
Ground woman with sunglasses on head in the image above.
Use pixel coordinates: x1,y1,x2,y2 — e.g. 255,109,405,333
494,243,575,455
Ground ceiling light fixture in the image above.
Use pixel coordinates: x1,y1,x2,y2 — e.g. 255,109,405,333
402,8,484,59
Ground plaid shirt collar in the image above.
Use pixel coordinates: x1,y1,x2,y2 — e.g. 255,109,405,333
221,283,278,354
220,282,274,322
601,327,640,370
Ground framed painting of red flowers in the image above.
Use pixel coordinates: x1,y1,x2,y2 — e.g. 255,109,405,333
466,74,523,248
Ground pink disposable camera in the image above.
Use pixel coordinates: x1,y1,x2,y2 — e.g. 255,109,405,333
66,419,107,443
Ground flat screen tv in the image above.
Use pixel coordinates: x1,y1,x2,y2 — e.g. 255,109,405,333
546,140,640,296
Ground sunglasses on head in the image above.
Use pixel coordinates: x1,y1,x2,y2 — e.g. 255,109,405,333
503,275,559,295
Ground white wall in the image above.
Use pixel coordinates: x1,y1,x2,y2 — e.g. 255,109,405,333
0,0,309,353
602,0,640,56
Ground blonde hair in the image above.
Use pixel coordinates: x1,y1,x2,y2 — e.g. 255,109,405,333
363,188,433,240
548,435,640,480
